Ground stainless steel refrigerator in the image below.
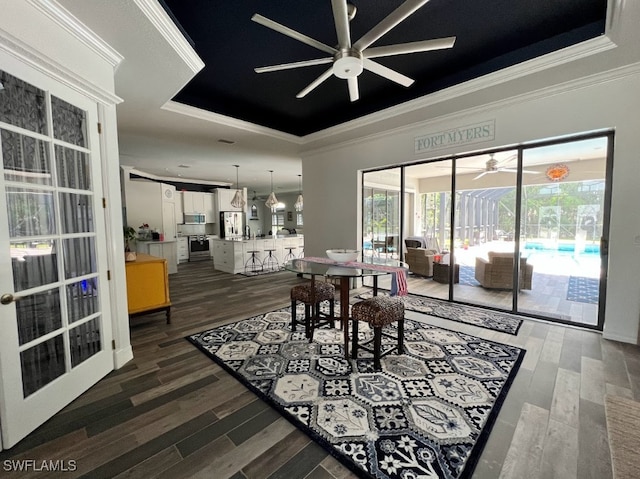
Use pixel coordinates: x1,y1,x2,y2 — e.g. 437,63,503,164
220,211,245,238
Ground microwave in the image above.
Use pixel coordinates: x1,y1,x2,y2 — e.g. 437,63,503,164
184,213,206,224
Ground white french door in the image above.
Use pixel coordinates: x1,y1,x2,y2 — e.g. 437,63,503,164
0,59,113,449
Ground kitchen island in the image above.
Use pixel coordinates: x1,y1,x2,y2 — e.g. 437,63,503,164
136,239,178,274
211,235,304,274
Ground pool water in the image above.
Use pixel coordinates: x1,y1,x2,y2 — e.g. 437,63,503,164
524,241,600,255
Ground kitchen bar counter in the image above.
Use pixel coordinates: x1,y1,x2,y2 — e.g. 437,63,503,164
136,240,178,274
211,235,304,274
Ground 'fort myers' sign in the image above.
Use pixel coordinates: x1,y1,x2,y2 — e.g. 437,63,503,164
414,120,495,154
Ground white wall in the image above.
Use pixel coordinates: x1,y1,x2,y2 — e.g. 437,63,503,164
302,67,640,344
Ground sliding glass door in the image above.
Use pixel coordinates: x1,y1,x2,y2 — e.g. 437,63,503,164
362,133,612,329
515,137,608,324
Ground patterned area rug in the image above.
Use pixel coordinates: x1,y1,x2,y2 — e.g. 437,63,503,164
357,292,523,335
567,276,599,304
187,307,525,479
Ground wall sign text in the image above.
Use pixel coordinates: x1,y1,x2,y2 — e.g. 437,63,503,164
415,120,496,154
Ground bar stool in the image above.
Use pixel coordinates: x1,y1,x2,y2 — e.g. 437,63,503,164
290,281,336,342
283,246,297,262
262,239,280,271
244,250,263,274
351,296,405,371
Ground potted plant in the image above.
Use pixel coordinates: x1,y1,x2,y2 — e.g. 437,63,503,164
124,226,137,261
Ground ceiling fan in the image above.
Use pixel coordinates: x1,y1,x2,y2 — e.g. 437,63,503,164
251,0,456,102
473,154,538,180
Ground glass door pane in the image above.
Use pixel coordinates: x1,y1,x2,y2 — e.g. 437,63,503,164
362,168,401,289
452,151,519,309
403,160,452,300
517,137,608,326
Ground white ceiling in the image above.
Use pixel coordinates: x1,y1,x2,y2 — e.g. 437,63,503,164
59,0,304,196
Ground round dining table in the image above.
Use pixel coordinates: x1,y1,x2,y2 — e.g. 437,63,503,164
283,257,407,359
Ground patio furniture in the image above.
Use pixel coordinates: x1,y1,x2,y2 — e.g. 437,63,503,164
351,296,405,371
475,251,533,290
405,248,437,277
433,262,459,284
404,239,422,249
290,281,336,342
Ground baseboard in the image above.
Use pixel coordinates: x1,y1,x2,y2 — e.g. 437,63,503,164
113,345,134,369
602,330,638,345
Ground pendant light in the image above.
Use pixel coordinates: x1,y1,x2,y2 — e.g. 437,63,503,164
230,164,246,208
294,174,303,211
265,170,279,210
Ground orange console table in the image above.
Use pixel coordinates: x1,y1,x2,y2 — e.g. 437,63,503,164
125,253,171,323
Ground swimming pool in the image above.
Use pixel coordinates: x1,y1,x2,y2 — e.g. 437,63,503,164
524,241,600,254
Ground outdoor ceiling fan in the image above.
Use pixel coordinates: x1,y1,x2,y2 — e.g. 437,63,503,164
251,0,456,102
473,154,538,180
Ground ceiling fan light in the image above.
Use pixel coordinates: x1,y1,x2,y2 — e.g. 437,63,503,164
231,189,246,208
294,194,304,211
333,50,363,79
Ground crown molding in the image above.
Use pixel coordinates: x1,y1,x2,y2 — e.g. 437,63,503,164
26,0,123,69
162,101,303,144
302,61,640,158
133,0,204,74
303,35,617,144
122,166,232,187
0,28,123,106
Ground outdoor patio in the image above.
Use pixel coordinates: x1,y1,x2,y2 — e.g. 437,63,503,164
369,239,600,326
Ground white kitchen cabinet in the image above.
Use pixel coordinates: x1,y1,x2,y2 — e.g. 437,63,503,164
215,188,247,213
212,239,243,274
204,193,216,223
177,237,189,263
211,236,303,274
183,191,205,213
137,241,178,274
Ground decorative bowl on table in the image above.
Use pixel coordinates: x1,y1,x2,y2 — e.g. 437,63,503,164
326,249,360,262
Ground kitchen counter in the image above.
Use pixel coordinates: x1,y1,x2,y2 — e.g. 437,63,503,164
210,235,304,274
136,240,178,274
137,239,177,243
213,234,303,243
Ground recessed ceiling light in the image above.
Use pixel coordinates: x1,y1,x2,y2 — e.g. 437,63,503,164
218,139,235,144
178,164,191,168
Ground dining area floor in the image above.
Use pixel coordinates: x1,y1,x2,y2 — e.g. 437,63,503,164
0,260,634,479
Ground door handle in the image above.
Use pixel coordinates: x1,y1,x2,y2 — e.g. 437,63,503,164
1,293,21,305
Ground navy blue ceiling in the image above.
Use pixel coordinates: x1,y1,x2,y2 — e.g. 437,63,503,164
160,0,607,137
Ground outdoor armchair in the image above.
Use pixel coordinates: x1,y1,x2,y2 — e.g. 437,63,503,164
405,248,437,277
474,251,533,290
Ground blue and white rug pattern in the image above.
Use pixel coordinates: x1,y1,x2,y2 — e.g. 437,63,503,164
357,292,522,335
188,307,525,479
567,276,599,304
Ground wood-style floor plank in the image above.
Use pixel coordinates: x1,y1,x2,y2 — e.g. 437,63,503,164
0,261,638,478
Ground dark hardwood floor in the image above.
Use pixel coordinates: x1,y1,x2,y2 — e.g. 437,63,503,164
1,260,639,478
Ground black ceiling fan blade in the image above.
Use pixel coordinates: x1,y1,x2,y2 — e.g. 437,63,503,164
296,67,333,98
252,14,337,55
255,57,333,73
363,58,414,87
331,0,351,49
353,0,431,52
364,37,456,59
